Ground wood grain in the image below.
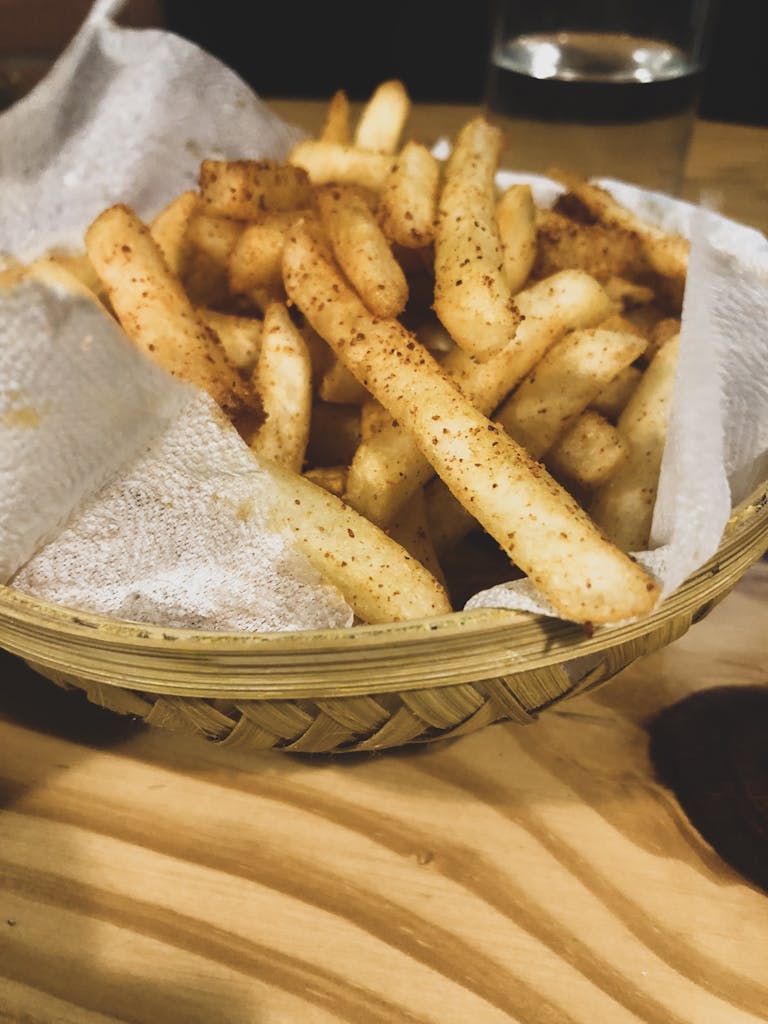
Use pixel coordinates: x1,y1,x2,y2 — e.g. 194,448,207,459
1,561,766,1023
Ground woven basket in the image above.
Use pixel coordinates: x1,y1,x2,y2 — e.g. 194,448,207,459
1,483,766,754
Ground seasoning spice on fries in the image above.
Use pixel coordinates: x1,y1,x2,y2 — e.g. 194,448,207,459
8,79,694,627
250,302,312,473
282,219,658,624
85,203,260,422
433,117,521,360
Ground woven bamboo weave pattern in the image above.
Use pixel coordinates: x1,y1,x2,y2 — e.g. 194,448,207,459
1,483,766,753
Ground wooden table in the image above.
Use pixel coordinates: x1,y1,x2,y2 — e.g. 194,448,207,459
1,102,767,1023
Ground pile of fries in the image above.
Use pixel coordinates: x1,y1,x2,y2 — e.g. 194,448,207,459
9,79,692,627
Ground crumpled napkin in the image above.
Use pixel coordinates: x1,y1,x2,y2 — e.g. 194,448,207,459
0,0,353,631
1,0,767,631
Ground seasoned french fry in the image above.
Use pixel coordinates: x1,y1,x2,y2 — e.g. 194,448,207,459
549,169,689,286
186,214,244,271
228,211,309,295
199,159,313,219
288,140,396,190
149,190,199,278
533,207,645,282
316,186,408,318
251,302,312,473
378,140,440,249
178,213,247,308
85,204,258,420
443,269,616,415
590,335,680,551
427,410,630,547
284,220,660,624
196,309,263,372
433,117,519,360
546,410,629,490
494,327,647,458
320,89,351,144
496,183,537,293
589,364,643,420
353,79,410,153
343,427,420,527
346,268,614,526
263,457,452,624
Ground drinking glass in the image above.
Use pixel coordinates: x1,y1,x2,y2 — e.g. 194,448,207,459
484,0,719,194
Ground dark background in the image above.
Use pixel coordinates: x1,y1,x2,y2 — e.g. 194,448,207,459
0,0,765,125
161,0,766,126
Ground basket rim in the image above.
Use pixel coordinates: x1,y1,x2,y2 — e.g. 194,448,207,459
0,481,766,700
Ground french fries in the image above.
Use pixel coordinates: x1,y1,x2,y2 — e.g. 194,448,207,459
548,167,689,289
344,268,614,526
320,89,351,145
494,327,647,458
316,185,408,318
228,211,308,295
433,117,519,360
250,302,312,473
150,190,200,278
85,204,259,421
288,140,396,190
199,159,313,218
496,183,537,293
533,206,644,282
196,309,263,372
590,364,643,420
16,78,691,627
590,335,680,552
378,140,440,249
186,214,244,270
353,79,410,154
283,219,659,624
262,457,451,623
546,411,629,491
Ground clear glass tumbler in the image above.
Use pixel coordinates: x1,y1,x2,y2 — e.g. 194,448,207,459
484,0,719,194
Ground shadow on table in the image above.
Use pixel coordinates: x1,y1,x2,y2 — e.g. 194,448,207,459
648,685,768,894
